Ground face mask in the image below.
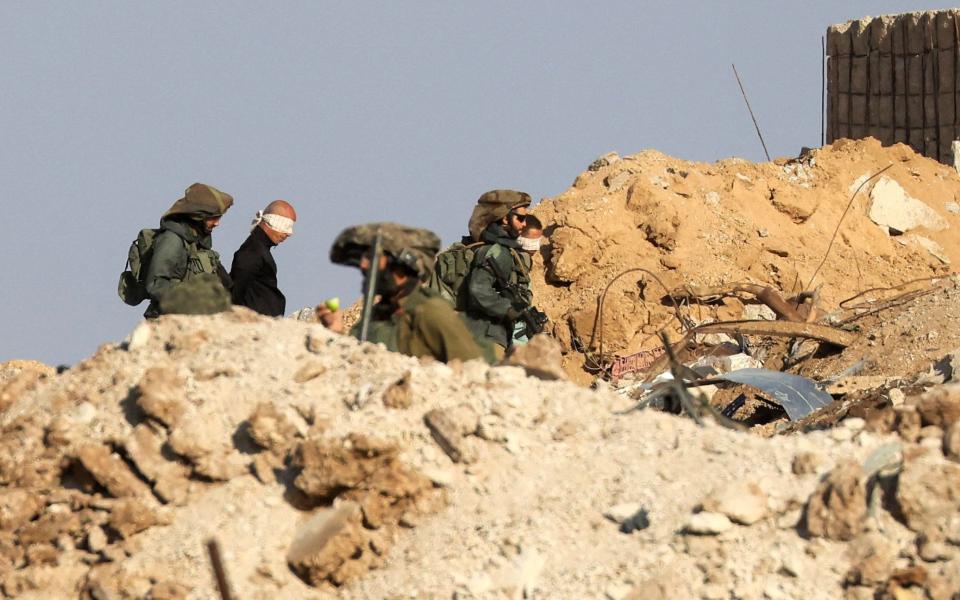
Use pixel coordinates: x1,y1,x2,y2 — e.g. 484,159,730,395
518,236,542,252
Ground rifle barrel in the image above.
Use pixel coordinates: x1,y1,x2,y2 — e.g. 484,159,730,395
358,232,383,342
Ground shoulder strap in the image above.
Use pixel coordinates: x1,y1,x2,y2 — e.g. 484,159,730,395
507,248,530,277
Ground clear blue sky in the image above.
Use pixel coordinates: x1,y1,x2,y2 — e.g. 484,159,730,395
1,1,953,365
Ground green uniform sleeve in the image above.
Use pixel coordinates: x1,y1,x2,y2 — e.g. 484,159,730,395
144,231,188,301
417,301,484,362
467,248,515,320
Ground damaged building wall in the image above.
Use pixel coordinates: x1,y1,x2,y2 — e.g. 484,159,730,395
826,10,960,163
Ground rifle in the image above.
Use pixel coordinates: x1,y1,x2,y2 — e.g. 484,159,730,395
358,231,383,342
484,251,548,336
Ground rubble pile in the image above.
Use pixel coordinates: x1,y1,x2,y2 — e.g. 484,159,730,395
0,305,957,599
532,138,960,381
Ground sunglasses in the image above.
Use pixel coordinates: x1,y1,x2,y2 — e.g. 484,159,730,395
510,212,527,223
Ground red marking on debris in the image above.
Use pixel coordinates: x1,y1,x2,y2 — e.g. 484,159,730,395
610,348,666,382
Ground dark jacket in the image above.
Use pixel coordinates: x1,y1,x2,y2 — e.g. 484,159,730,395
349,287,483,363
143,217,230,318
230,227,286,317
463,223,533,348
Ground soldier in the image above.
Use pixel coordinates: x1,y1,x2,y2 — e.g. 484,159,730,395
320,223,484,363
143,183,234,318
461,190,547,359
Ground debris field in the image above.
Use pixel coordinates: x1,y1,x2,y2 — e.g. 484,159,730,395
1,137,960,599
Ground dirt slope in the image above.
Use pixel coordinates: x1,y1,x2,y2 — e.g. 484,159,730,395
531,138,960,380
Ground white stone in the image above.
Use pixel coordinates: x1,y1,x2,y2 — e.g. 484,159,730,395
830,427,854,442
604,503,642,524
743,304,777,321
868,177,948,233
127,322,153,351
945,201,960,215
843,417,866,431
705,191,721,206
684,511,732,535
605,582,634,600
87,527,107,552
953,140,960,175
889,388,906,407
422,467,455,488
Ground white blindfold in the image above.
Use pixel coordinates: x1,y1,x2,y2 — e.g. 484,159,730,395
251,210,295,235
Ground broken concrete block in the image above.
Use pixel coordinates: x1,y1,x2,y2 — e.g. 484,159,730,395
701,480,768,525
868,177,948,233
167,420,220,460
247,402,298,453
123,424,192,499
915,384,960,428
0,490,44,531
108,499,163,539
191,451,247,482
423,405,480,463
895,458,960,539
74,444,156,503
804,459,866,541
136,366,188,428
504,334,567,381
287,501,360,566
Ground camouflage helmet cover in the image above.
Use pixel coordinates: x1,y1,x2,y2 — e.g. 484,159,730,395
330,222,442,279
164,183,235,219
467,189,532,241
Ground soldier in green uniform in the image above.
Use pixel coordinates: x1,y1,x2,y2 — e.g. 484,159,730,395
321,223,484,363
144,183,235,318
461,190,546,359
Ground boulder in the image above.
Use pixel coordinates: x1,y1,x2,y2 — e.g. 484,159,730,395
868,177,948,233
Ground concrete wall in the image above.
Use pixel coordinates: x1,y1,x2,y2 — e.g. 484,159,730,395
827,10,960,163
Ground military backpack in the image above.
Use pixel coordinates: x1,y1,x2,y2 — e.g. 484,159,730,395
117,228,217,306
427,241,485,310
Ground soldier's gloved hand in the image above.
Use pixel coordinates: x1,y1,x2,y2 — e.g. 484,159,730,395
504,307,522,322
519,307,548,335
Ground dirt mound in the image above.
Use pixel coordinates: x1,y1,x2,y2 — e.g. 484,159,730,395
0,307,956,599
531,138,960,381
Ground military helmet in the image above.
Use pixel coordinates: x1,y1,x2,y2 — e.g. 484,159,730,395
164,183,235,219
330,222,442,280
468,189,532,241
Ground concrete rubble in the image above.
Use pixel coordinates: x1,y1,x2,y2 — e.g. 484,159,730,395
1,139,960,598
